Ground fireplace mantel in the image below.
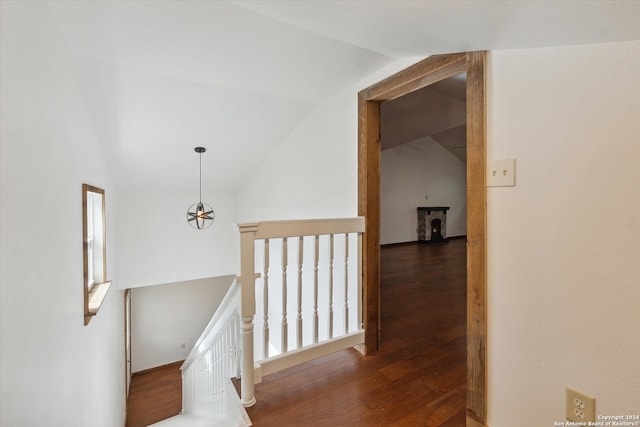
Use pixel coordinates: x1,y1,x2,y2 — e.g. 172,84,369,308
417,206,450,215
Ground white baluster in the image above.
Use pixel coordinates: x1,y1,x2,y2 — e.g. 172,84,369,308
233,317,238,366
328,233,334,339
313,234,319,343
263,239,270,359
215,339,220,410
297,236,303,349
344,232,349,334
281,238,288,353
357,231,363,330
235,313,241,379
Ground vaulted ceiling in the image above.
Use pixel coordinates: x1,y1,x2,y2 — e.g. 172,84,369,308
381,73,467,162
45,0,640,193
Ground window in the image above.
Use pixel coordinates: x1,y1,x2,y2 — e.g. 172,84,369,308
83,184,111,325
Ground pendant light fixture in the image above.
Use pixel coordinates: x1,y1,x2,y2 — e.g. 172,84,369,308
187,147,215,229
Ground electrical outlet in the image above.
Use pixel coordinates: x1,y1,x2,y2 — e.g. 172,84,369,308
181,343,186,349
487,158,516,187
566,387,595,423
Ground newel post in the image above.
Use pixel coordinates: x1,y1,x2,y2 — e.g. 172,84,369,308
238,223,258,407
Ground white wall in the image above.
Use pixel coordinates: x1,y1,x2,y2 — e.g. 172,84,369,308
486,41,640,425
131,275,234,372
117,191,238,289
380,137,467,244
0,3,125,426
235,58,423,223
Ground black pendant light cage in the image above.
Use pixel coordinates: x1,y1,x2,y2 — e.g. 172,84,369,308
187,147,215,229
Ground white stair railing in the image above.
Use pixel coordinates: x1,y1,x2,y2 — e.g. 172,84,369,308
178,279,250,425
238,217,365,406
161,217,365,426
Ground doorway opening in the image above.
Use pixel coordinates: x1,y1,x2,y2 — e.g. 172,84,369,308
358,52,487,426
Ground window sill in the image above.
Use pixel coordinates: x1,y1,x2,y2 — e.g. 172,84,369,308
85,281,112,325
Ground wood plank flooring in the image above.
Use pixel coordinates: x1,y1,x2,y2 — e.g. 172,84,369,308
126,361,183,427
246,240,467,426
126,240,466,426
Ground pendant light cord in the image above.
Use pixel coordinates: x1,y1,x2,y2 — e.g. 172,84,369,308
188,146,213,229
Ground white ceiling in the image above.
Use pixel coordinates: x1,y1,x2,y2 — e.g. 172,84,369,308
45,0,640,193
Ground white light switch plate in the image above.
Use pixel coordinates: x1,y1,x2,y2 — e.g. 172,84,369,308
487,158,516,187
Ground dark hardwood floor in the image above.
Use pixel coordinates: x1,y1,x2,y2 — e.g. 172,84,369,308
126,240,467,426
126,361,183,427
246,240,467,426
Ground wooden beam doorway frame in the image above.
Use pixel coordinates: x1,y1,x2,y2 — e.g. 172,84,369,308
358,51,487,426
